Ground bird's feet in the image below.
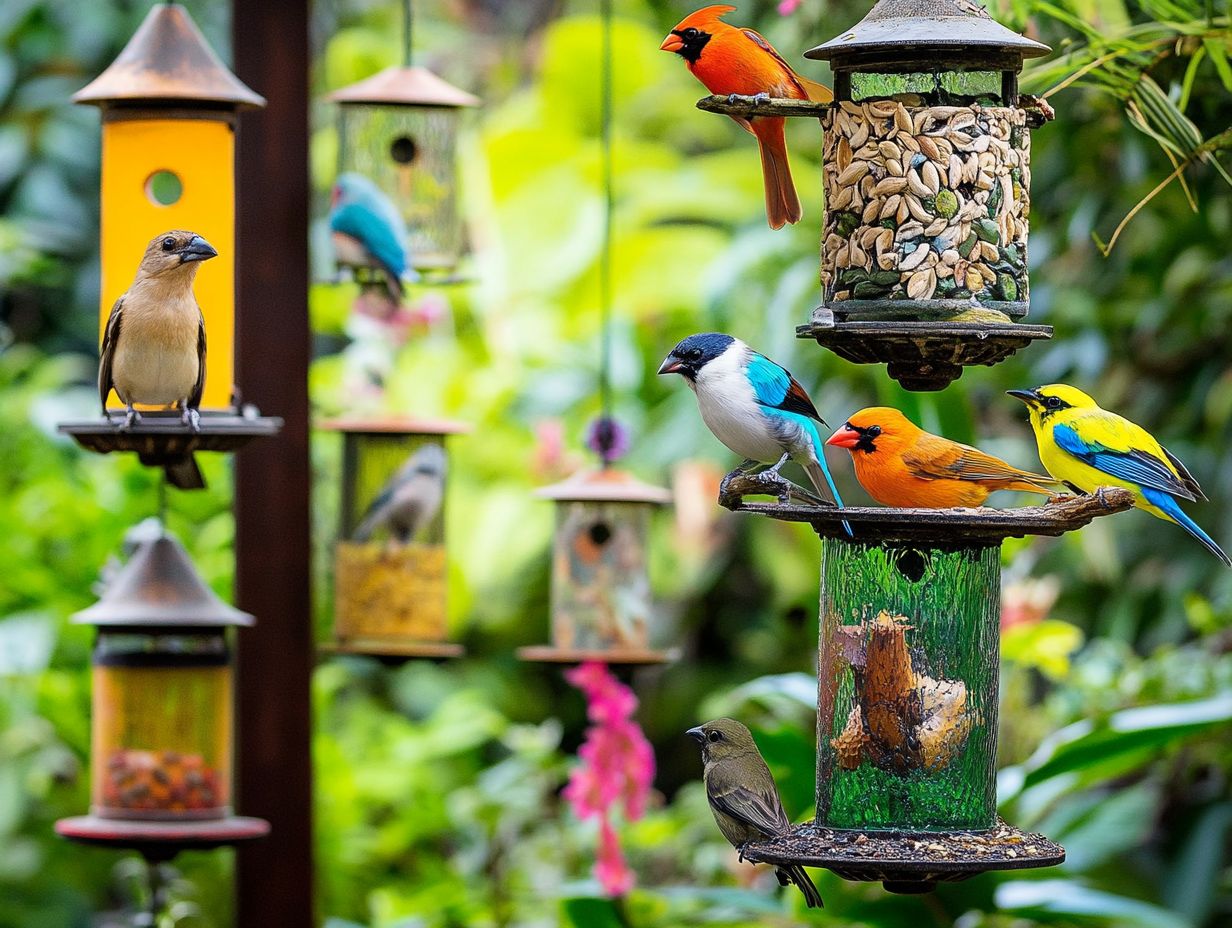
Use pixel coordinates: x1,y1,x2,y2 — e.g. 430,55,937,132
180,407,201,433
119,405,142,431
1045,493,1077,506
751,91,771,105
737,841,749,864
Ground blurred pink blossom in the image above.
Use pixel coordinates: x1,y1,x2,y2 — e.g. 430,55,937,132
778,0,803,14
562,661,656,896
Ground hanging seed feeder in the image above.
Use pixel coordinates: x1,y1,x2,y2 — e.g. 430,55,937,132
59,2,280,458
328,66,479,281
517,469,679,666
696,0,1054,390
56,532,268,858
320,418,468,659
718,481,1133,892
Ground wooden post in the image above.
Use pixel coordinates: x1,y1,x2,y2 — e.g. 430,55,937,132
231,0,314,925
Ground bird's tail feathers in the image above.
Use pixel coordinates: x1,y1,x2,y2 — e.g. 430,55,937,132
776,864,824,909
1142,487,1230,567
1004,472,1062,495
804,458,854,538
165,454,205,491
353,511,379,543
798,75,833,103
753,119,802,229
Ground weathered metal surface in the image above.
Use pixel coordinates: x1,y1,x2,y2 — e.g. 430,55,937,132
74,3,264,109
56,815,269,859
73,535,253,628
537,469,672,505
806,0,1050,66
740,819,1064,894
798,316,1052,390
725,487,1135,545
59,412,282,463
328,65,479,108
320,639,465,660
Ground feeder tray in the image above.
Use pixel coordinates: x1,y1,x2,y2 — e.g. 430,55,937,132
724,480,1134,545
59,410,282,464
515,645,680,666
799,315,1052,391
741,819,1063,894
319,638,464,661
56,815,269,862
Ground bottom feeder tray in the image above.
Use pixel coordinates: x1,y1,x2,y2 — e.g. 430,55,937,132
59,410,282,465
741,819,1064,893
319,638,465,661
516,645,680,666
56,814,269,860
798,316,1052,391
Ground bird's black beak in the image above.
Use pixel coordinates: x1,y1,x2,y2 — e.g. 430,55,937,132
1006,388,1041,406
658,355,683,376
179,235,218,264
686,726,705,743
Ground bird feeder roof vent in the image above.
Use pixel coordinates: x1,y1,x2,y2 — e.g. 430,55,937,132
327,65,480,109
73,3,265,110
806,0,1050,68
74,534,253,629
537,469,672,505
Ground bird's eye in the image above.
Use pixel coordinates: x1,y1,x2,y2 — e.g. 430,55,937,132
868,425,882,437
707,730,722,743
1045,396,1062,409
683,27,700,39
162,237,176,252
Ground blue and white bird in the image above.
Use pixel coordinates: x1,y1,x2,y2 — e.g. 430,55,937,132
353,442,446,544
329,172,412,304
658,333,845,510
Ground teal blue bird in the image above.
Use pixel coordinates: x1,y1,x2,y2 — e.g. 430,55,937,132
329,172,411,303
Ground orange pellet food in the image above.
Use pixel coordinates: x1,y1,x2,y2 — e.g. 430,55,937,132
101,748,222,814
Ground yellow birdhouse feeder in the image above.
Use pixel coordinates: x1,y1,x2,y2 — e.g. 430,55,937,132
74,2,263,413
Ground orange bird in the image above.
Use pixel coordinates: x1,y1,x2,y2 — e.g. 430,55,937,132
825,408,1061,509
660,5,831,230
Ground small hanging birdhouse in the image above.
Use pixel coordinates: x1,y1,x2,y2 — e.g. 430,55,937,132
518,470,677,665
73,2,264,413
322,418,468,658
56,532,268,854
720,491,1134,893
328,67,479,281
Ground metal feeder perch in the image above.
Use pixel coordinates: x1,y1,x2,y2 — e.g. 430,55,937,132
720,484,1134,892
61,2,280,454
517,469,679,666
56,532,268,859
329,66,479,279
696,0,1055,390
320,418,468,659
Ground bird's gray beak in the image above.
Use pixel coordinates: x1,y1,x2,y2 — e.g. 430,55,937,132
1006,388,1041,406
686,726,705,743
179,235,218,264
658,355,683,376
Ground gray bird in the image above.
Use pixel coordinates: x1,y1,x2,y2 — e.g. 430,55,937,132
353,442,446,544
688,718,823,909
98,230,217,489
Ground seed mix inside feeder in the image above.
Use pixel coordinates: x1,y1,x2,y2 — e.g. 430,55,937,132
696,0,1056,390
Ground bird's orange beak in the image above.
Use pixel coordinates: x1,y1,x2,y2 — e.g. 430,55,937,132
660,32,684,53
826,424,862,449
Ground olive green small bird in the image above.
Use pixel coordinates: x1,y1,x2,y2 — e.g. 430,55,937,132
688,718,823,908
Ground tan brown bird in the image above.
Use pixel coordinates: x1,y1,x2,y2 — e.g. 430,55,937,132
688,718,823,909
99,230,217,489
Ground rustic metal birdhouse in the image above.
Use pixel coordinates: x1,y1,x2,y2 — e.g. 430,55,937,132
518,469,678,665
720,486,1133,892
56,532,268,856
697,0,1054,390
73,2,264,413
328,65,479,278
321,418,468,658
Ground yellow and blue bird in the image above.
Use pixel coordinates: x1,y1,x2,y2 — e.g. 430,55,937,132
1009,384,1229,566
329,172,411,305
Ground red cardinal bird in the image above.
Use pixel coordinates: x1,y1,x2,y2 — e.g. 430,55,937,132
661,5,831,229
826,407,1060,509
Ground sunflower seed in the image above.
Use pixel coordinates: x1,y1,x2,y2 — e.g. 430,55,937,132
907,268,937,299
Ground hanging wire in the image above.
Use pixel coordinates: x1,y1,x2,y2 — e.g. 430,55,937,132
595,0,616,467
402,0,414,67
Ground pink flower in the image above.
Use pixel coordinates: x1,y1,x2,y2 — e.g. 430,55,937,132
563,662,656,896
778,0,802,14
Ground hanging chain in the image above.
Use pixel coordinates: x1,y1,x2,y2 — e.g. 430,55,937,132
402,0,414,67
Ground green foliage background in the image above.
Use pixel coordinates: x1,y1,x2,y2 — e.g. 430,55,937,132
1,0,1230,926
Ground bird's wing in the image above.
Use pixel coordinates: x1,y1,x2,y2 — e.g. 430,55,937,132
739,29,808,99
746,353,825,424
189,306,206,410
1162,445,1207,501
903,434,1057,486
99,295,123,410
1052,419,1197,500
707,757,791,836
330,202,407,279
